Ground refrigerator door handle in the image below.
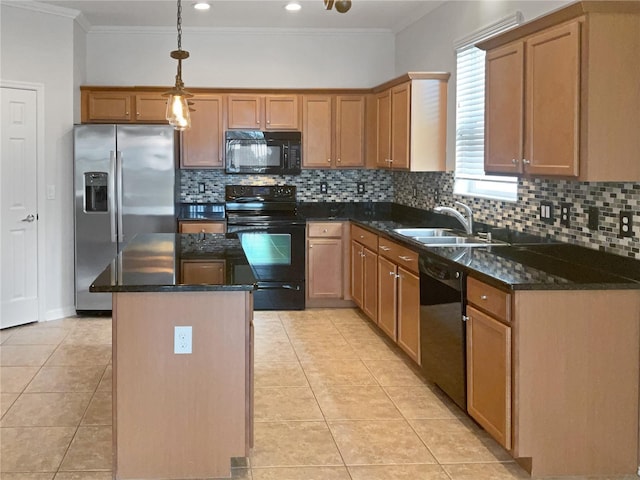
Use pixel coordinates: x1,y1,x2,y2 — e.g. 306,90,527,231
109,151,117,243
116,150,124,244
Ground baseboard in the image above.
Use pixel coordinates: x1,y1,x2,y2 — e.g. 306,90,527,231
44,306,76,322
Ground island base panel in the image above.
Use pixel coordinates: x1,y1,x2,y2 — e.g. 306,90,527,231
113,291,251,479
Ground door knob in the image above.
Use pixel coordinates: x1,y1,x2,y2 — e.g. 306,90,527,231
21,214,35,222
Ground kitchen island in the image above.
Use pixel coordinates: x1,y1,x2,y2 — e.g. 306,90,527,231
91,233,256,480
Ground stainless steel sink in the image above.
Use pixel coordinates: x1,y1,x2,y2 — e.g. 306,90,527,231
393,228,505,247
393,228,458,237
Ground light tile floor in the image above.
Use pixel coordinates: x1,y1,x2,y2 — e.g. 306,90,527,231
0,308,636,479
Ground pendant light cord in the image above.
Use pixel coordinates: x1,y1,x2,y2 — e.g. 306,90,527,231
176,0,183,52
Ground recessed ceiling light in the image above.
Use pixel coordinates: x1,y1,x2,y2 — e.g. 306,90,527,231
193,2,210,11
285,2,302,12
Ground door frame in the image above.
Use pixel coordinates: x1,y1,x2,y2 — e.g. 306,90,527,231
1,79,47,325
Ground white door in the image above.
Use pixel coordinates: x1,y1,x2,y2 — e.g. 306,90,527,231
1,87,39,329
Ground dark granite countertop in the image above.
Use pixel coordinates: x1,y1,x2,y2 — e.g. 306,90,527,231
178,201,640,291
90,233,256,293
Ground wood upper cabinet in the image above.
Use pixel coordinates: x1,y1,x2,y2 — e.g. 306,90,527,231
485,24,580,177
302,95,365,168
374,74,448,172
181,95,224,169
479,3,640,181
81,88,167,123
307,222,349,302
227,94,300,130
375,90,392,168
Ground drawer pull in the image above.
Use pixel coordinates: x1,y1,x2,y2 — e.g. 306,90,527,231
480,295,488,300
360,235,364,239
323,229,327,233
399,255,414,262
380,246,390,251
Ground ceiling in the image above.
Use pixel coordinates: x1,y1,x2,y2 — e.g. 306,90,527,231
34,0,445,33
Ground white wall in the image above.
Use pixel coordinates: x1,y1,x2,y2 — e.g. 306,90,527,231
86,28,395,88
73,20,87,124
1,4,77,320
395,0,571,169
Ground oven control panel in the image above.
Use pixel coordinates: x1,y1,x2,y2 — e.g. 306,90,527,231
225,185,296,201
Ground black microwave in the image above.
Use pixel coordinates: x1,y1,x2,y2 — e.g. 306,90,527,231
225,130,302,175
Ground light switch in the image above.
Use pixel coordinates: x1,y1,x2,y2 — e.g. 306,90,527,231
47,185,56,200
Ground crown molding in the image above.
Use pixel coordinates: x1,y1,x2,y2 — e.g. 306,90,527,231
3,1,92,32
87,25,393,36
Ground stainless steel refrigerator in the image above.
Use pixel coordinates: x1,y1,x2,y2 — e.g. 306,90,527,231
74,124,176,312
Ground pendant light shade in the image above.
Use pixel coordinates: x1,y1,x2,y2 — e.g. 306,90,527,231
165,0,192,130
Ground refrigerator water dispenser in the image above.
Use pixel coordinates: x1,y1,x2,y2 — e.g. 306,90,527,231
84,172,108,212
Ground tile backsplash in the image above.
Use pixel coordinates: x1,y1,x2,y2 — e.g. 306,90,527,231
180,168,639,259
394,171,640,259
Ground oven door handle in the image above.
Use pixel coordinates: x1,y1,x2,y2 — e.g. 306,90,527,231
258,284,301,291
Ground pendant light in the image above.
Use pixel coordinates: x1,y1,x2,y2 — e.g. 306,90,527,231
165,0,192,131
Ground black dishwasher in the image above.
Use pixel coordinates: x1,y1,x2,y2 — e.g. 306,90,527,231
419,254,467,411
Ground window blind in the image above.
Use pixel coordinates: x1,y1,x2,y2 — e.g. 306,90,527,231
453,13,522,201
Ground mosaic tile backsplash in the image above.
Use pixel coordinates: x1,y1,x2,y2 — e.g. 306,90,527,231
180,168,639,259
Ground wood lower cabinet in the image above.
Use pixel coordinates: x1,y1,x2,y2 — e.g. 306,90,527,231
479,2,640,181
376,236,420,364
306,222,351,306
302,95,365,168
181,95,223,168
179,221,226,234
466,304,512,450
181,260,225,285
350,224,378,322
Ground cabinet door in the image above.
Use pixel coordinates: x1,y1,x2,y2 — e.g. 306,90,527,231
302,95,333,168
351,241,364,308
181,260,225,285
524,21,580,176
308,238,343,299
179,221,226,234
227,95,262,129
377,256,397,340
397,267,420,364
390,83,410,170
466,305,512,450
485,42,525,174
181,95,224,168
265,95,300,130
335,95,365,168
135,93,168,122
362,247,378,322
86,92,133,122
376,90,392,168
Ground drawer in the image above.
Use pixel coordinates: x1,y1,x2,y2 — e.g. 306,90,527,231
351,224,378,251
378,237,419,274
179,221,226,234
467,276,511,323
308,222,343,238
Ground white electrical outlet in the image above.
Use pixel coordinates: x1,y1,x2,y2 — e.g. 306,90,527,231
174,326,192,354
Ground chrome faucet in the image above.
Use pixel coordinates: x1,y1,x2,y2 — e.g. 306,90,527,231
434,201,473,235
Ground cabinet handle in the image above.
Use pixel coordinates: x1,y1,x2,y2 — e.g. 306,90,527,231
309,244,313,248
395,274,400,279
327,158,331,163
511,158,518,164
380,246,390,251
257,120,260,124
522,158,530,165
323,229,327,233
201,229,206,233
399,255,414,262
360,235,364,239
480,295,488,300
337,158,341,163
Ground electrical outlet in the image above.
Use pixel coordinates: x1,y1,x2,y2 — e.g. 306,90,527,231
198,182,205,194
620,211,634,238
540,201,554,224
588,206,599,230
320,182,328,194
357,182,365,194
174,326,192,354
560,202,572,228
